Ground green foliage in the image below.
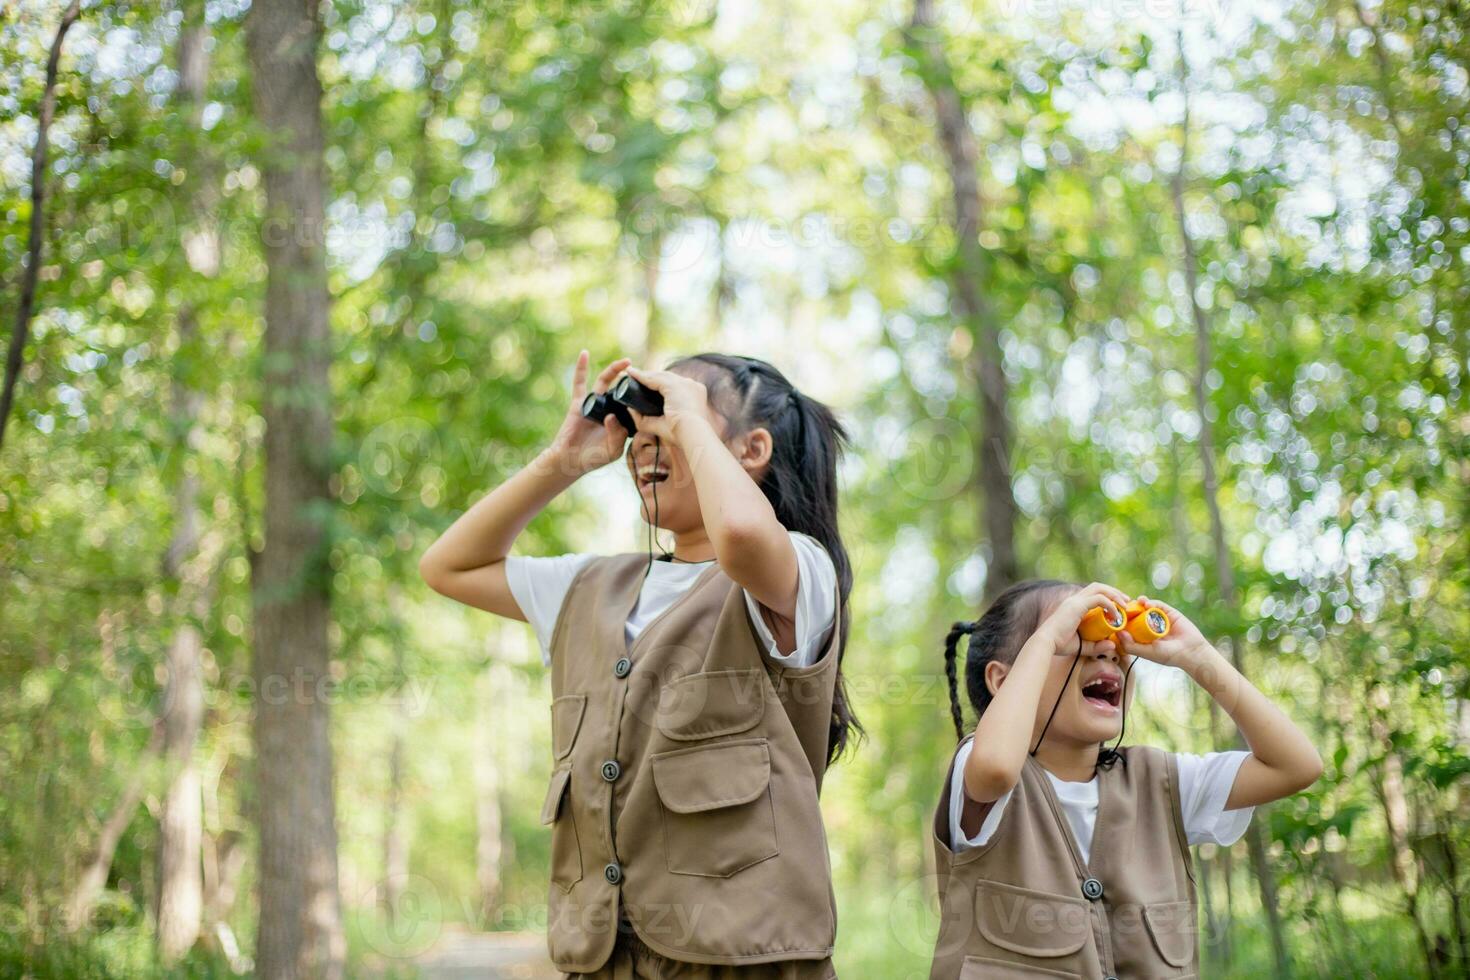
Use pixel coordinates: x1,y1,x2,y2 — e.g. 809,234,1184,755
2,0,1467,976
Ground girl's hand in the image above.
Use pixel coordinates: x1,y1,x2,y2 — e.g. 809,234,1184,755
1036,582,1132,655
623,366,712,445
548,351,632,476
1115,597,1211,669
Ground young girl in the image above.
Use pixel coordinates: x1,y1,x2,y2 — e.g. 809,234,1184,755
929,580,1321,980
420,352,854,979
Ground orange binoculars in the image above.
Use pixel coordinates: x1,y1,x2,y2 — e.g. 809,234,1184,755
1079,600,1170,644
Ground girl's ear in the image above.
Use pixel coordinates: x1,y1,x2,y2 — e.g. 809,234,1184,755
984,660,1010,698
733,426,774,474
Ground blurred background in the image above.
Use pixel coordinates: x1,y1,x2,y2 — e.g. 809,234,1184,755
2,0,1467,976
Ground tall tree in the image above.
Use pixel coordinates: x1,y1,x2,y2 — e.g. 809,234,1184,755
244,0,344,976
155,0,216,961
1169,42,1289,976
908,0,1019,597
0,0,80,453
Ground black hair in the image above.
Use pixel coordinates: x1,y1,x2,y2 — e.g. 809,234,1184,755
670,353,861,764
943,579,1076,741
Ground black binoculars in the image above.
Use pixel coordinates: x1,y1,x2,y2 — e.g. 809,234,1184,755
581,375,665,434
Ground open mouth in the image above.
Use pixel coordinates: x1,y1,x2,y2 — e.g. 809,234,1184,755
1081,674,1122,711
636,464,670,488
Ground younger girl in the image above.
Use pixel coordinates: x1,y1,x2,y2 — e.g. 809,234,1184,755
929,580,1321,979
420,352,854,979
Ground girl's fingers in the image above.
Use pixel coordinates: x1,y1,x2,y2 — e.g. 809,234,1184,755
1147,598,1183,624
625,366,671,391
1082,590,1125,622
1081,581,1129,613
592,357,632,395
571,350,590,401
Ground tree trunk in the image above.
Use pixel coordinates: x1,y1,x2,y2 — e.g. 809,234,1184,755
0,0,80,453
641,235,662,363
155,3,214,961
63,729,162,931
382,614,410,926
1370,715,1440,978
476,661,509,920
1170,45,1289,977
908,0,1018,597
244,0,344,976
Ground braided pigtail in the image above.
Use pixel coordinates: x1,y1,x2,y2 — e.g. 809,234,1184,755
944,621,975,741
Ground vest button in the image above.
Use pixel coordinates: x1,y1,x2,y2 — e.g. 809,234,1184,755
1082,877,1104,901
613,657,632,678
601,760,622,782
604,862,623,885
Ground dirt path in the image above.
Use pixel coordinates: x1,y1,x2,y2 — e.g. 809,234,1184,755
413,928,559,980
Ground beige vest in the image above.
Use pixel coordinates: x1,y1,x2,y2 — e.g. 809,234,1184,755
542,555,841,972
928,739,1199,980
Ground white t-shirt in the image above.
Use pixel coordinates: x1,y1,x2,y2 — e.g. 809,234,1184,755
949,741,1255,864
506,532,838,668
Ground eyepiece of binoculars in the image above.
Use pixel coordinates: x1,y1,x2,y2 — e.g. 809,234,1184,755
1078,600,1170,644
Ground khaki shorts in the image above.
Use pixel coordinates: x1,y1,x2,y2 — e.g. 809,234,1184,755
563,926,838,980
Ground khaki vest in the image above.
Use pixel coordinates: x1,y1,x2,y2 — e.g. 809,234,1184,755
928,739,1199,980
542,555,841,972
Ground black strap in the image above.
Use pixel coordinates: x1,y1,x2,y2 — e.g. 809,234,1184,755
1097,653,1139,769
1031,634,1083,757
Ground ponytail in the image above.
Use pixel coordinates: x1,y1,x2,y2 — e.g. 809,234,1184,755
671,353,862,763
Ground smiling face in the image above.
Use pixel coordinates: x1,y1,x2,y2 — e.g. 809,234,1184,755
625,407,720,536
622,363,759,536
986,587,1136,749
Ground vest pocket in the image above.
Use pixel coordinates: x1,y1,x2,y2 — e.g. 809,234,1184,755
650,738,779,877
656,670,766,741
551,695,586,761
1143,901,1197,968
974,881,1090,968
541,766,582,891
958,955,1078,979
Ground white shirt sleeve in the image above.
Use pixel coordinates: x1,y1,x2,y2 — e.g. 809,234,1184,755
504,554,597,666
742,532,838,668
949,739,1015,852
1174,750,1256,846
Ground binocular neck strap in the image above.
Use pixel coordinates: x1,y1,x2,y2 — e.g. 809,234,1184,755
1031,635,1083,757
1099,654,1139,766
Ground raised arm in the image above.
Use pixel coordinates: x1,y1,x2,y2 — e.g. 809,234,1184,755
418,352,630,616
963,584,1132,804
1118,599,1324,809
623,366,800,626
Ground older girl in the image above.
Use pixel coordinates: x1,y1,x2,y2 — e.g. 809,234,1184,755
422,352,854,979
